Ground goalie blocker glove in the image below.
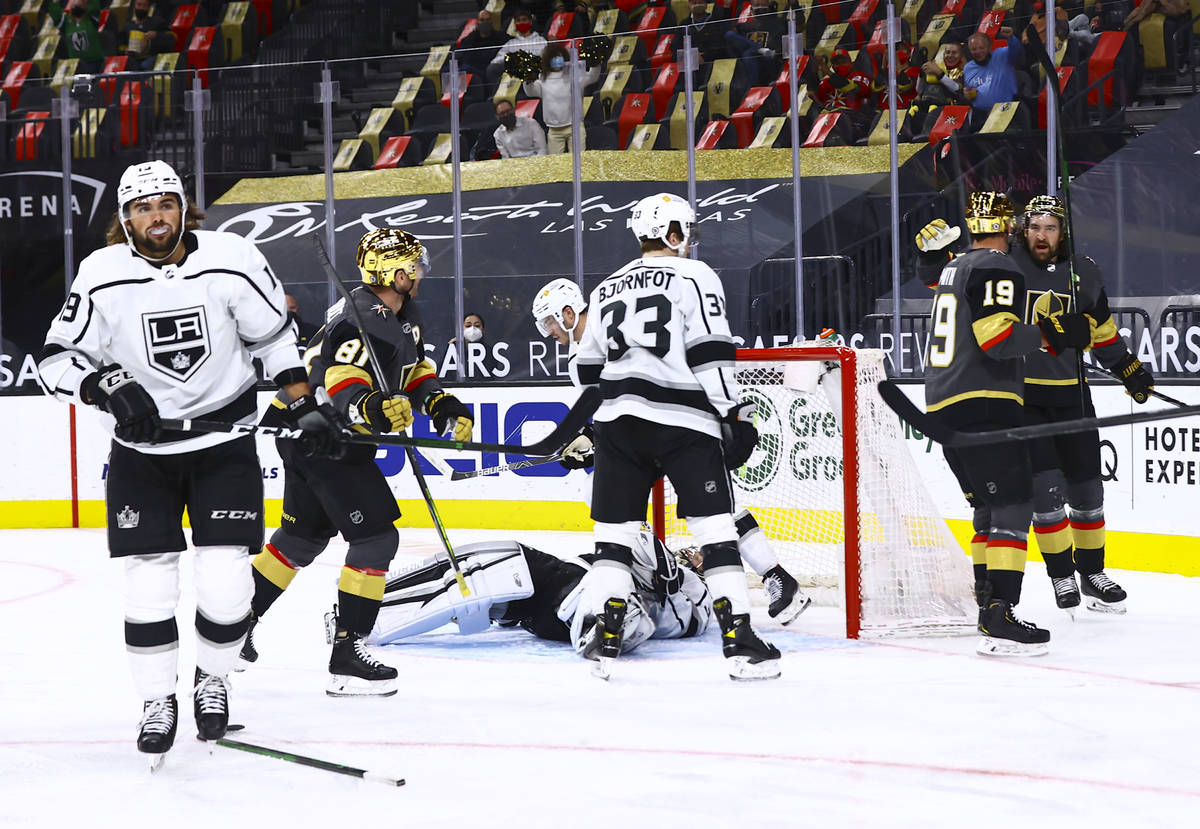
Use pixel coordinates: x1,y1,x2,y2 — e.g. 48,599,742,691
427,392,474,441
284,393,348,459
721,402,759,470
1038,312,1092,356
560,424,594,470
352,389,414,434
81,364,161,443
1111,353,1154,404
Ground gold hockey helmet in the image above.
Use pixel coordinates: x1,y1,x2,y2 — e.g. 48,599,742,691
1022,194,1068,237
964,191,1015,236
356,228,427,288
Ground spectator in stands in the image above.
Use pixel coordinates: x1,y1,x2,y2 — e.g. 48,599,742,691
682,0,733,65
553,0,596,35
120,0,173,71
459,9,509,78
870,41,922,112
908,40,971,134
493,98,549,158
1123,0,1189,30
523,42,601,153
724,0,788,84
489,7,549,85
964,29,1022,113
448,313,488,346
48,0,107,74
814,49,872,137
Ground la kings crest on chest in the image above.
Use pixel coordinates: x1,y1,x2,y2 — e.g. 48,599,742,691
142,304,211,381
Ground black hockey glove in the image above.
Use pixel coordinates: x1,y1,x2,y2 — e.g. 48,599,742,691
1038,312,1092,356
720,402,759,470
285,393,348,459
81,364,161,443
560,424,594,470
427,392,473,441
1111,353,1154,404
353,389,413,433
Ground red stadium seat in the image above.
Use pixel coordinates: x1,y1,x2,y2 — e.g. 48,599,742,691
650,62,679,123
2,60,32,108
774,55,810,110
616,92,653,148
1038,67,1073,129
120,81,143,146
456,18,477,46
547,11,574,39
977,9,1004,38
696,119,733,149
98,56,128,105
171,5,199,52
847,0,883,43
16,110,49,161
375,136,417,168
1087,31,1126,108
634,5,666,53
730,86,776,148
803,112,844,147
515,98,541,120
928,104,970,144
251,0,278,37
939,0,970,15
188,26,218,87
440,72,475,108
650,32,675,70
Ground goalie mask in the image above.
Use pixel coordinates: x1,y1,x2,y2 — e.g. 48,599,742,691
964,191,1014,236
532,277,587,338
356,228,428,292
117,160,187,261
628,192,695,252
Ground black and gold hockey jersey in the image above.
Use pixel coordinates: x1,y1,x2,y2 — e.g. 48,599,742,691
924,247,1044,416
262,287,444,427
1010,246,1134,407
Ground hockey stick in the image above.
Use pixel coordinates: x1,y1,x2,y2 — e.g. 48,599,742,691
311,234,470,595
877,379,1200,447
449,453,565,481
157,406,597,456
214,737,404,786
1083,362,1188,408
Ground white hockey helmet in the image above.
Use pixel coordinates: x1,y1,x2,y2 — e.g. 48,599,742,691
531,277,587,337
117,160,186,218
628,192,695,252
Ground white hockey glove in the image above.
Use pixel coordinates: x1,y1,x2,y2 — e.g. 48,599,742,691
560,424,594,470
914,218,961,253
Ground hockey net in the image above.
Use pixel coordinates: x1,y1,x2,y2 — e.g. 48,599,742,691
652,346,976,638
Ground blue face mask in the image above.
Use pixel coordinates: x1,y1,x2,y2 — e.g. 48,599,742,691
550,56,565,70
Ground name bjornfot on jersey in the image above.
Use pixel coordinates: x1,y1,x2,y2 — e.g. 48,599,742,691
597,267,674,302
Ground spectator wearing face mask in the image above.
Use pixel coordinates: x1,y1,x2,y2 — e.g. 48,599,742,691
121,0,174,71
493,98,548,158
523,42,602,153
48,0,107,74
458,9,508,78
682,0,733,65
489,7,549,85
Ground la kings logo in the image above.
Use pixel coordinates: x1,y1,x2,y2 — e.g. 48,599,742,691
142,306,211,381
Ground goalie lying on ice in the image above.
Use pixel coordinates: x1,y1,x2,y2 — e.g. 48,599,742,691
367,528,710,655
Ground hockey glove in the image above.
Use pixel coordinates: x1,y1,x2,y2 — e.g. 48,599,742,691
720,402,759,470
652,536,683,598
915,219,961,254
427,392,473,441
1111,353,1154,404
353,390,414,433
560,424,594,470
81,364,161,443
286,392,348,459
1038,312,1092,356
676,546,704,574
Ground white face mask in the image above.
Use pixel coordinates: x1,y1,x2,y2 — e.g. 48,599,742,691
463,326,484,343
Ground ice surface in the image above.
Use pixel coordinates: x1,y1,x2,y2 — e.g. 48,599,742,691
1,528,1198,828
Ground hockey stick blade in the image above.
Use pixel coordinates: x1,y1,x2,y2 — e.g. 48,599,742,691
878,380,1200,446
215,737,405,786
450,453,565,481
1083,363,1188,408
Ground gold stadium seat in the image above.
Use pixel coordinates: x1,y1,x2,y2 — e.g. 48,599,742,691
918,14,955,59
662,91,705,150
333,138,374,172
814,22,851,61
626,122,669,150
358,106,405,161
422,133,454,165
748,116,788,148
392,76,435,132
220,2,258,64
50,59,79,95
421,45,450,98
31,33,57,77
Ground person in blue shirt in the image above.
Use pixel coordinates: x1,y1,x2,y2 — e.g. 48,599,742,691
964,28,1022,112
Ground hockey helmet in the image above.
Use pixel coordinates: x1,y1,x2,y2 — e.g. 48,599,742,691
532,277,587,337
628,192,695,252
964,191,1014,236
117,160,186,217
1021,194,1067,236
356,228,428,289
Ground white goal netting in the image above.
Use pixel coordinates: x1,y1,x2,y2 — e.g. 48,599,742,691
654,347,976,638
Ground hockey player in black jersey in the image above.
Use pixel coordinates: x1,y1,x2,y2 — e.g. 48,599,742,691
38,161,344,765
574,193,780,680
242,228,475,697
924,192,1092,656
1012,196,1151,615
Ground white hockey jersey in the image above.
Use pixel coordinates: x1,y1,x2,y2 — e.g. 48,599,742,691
575,255,738,438
39,230,303,454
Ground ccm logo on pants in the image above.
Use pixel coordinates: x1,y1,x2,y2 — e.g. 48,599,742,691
210,510,259,519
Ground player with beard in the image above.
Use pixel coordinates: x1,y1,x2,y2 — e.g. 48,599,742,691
38,160,343,766
241,228,475,697
1010,196,1152,615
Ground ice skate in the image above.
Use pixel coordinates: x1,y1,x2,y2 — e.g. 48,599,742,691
713,598,781,681
138,694,177,771
235,612,259,670
1051,575,1081,619
977,600,1050,657
1080,571,1127,614
763,566,811,625
193,668,231,741
327,631,398,697
578,598,628,681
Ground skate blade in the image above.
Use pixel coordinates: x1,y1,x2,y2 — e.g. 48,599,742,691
1060,607,1076,621
774,595,813,626
147,752,166,773
1084,597,1127,614
726,655,781,681
976,636,1049,657
326,675,398,697
590,657,613,681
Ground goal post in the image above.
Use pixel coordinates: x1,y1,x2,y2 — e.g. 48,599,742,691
651,346,976,639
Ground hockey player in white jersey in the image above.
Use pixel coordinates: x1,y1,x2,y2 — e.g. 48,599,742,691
367,527,710,653
532,277,812,625
37,161,343,767
572,193,781,680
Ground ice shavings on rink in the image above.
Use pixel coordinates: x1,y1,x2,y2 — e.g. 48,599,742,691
2,528,1198,829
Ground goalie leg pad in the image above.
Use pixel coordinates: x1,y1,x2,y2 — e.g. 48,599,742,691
369,543,535,644
124,552,182,700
